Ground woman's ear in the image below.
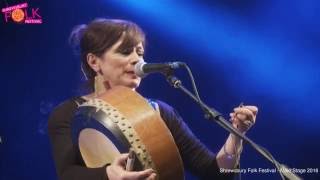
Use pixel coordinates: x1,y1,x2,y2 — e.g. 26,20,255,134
87,53,100,73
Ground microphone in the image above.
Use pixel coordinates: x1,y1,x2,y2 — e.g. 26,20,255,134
134,60,184,77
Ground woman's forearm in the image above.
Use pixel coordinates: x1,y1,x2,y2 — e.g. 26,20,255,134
216,134,243,169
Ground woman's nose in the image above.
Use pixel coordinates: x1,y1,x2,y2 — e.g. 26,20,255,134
130,53,142,65
130,58,139,65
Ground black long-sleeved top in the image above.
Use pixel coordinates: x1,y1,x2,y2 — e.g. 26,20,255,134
48,97,235,180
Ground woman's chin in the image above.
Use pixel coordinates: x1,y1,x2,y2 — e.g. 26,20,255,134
120,79,140,89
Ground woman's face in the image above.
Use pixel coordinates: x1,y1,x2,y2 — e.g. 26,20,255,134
97,39,144,89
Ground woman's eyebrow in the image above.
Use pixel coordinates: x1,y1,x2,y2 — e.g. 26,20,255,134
115,46,131,52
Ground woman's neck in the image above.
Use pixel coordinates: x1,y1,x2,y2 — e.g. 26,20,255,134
82,75,110,100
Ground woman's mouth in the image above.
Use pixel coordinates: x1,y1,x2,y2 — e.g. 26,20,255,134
125,70,138,78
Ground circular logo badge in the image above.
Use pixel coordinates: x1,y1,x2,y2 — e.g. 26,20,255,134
11,8,25,22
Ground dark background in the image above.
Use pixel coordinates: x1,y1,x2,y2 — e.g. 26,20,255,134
0,0,319,179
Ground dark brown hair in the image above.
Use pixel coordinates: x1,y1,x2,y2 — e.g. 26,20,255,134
69,18,145,91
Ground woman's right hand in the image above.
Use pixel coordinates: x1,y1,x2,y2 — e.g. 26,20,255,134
106,153,157,180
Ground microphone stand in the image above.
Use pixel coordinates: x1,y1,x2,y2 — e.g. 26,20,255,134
166,75,302,180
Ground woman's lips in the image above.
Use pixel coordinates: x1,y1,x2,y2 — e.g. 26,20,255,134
125,71,138,78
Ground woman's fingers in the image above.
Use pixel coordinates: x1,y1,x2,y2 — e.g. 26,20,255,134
146,173,157,180
114,153,129,167
230,105,258,133
108,153,157,180
235,105,258,115
233,107,256,121
125,168,155,179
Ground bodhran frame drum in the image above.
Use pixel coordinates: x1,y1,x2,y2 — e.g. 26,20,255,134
71,86,184,180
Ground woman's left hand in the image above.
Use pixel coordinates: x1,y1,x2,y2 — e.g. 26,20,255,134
229,105,258,133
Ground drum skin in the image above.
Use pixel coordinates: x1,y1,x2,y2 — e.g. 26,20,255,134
72,86,184,180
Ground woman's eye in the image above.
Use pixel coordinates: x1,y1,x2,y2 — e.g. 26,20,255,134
120,49,132,55
117,48,144,56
